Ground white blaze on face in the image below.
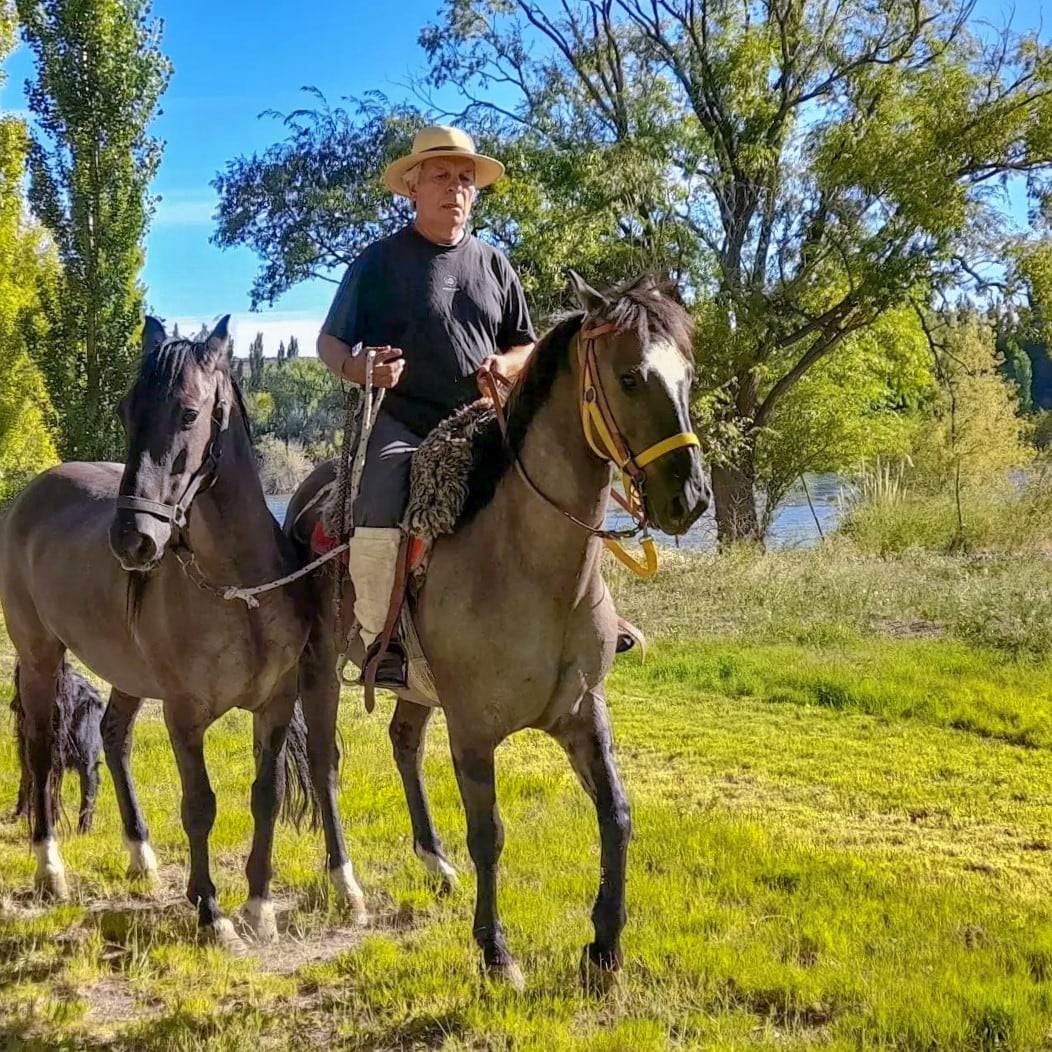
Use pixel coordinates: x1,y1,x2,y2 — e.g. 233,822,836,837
643,338,692,419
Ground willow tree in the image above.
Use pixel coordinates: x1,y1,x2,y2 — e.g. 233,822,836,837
17,0,171,460
419,0,1052,541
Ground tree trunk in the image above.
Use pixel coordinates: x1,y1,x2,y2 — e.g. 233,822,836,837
710,458,763,546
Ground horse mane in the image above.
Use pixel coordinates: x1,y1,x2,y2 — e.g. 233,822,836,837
456,275,693,528
136,337,253,445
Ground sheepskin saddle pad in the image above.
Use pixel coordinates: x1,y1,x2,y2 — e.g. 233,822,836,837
320,398,500,547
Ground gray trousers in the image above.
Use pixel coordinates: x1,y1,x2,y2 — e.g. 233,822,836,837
353,411,424,528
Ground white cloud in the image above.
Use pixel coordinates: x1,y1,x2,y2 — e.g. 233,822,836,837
169,311,323,358
152,192,217,227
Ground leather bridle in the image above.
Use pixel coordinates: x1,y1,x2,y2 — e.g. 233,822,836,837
480,318,700,577
114,390,230,532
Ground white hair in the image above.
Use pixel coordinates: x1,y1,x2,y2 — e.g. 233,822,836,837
403,162,422,193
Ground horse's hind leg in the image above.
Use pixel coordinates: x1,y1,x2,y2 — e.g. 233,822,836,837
242,677,297,944
162,700,243,952
102,690,158,881
299,619,368,924
17,651,70,898
390,698,457,891
448,729,523,991
549,688,631,990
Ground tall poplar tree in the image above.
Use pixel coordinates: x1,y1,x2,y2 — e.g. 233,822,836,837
17,0,171,459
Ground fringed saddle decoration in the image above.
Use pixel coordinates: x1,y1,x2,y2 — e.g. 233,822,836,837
401,399,497,548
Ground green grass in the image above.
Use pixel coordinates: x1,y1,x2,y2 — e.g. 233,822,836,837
2,550,1052,1049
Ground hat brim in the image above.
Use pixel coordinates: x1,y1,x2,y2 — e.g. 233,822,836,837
383,149,505,198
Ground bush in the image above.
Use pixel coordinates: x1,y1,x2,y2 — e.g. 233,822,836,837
839,462,1052,556
255,435,313,495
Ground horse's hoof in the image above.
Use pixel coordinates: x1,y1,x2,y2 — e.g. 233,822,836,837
485,960,526,994
242,898,279,944
330,863,370,927
579,944,621,994
414,846,459,894
33,839,69,901
204,917,247,955
124,839,159,884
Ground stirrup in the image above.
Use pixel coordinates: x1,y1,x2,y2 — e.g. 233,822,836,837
359,638,408,690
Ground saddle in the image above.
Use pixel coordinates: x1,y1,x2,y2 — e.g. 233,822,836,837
315,396,644,711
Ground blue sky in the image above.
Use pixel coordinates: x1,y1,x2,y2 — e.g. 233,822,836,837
0,0,1047,356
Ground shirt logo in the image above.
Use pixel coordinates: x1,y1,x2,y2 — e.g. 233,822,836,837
442,275,457,291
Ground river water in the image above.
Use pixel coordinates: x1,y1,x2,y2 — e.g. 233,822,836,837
266,472,846,550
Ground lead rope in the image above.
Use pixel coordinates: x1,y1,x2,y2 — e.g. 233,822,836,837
334,349,384,684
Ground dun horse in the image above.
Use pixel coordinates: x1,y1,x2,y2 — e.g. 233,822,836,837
287,273,709,987
0,318,360,949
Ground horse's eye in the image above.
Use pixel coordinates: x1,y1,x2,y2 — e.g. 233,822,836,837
181,408,200,428
620,372,640,392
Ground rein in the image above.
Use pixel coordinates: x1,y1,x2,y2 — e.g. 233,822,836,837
480,318,700,578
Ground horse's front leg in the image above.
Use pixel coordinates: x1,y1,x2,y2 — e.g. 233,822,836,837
242,676,297,944
550,688,631,990
18,657,69,899
299,613,369,925
162,700,243,952
390,698,457,892
102,690,158,881
449,729,522,991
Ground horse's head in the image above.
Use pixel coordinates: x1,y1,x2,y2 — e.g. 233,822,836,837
109,316,236,572
568,271,710,535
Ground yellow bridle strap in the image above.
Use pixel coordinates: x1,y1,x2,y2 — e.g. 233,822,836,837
603,536,659,578
634,431,700,469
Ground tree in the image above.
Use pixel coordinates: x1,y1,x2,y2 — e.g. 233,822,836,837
287,333,299,359
247,330,264,390
210,2,1052,542
0,4,59,500
17,0,172,460
254,358,340,452
277,338,286,364
212,93,423,308
911,310,1030,545
417,0,1052,541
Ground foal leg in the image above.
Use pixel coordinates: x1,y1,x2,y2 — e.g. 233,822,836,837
162,701,242,951
449,731,522,991
102,690,158,882
550,689,631,990
300,621,369,924
76,761,100,834
242,679,297,944
16,652,69,899
390,698,457,891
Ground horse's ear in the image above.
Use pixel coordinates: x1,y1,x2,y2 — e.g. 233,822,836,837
203,315,232,363
567,269,608,313
142,316,166,356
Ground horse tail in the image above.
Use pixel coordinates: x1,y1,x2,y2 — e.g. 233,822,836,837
11,662,68,829
280,700,320,831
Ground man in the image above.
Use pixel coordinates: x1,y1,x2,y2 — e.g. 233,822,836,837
317,126,536,688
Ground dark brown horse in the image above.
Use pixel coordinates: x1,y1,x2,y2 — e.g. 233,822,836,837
287,273,709,987
0,318,361,949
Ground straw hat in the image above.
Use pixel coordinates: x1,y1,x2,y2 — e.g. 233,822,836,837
383,126,505,198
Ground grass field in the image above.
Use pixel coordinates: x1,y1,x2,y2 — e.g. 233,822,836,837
2,548,1052,1050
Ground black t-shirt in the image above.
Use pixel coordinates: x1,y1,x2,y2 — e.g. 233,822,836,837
322,225,536,436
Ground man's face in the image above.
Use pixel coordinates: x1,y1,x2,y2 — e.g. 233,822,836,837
412,157,476,235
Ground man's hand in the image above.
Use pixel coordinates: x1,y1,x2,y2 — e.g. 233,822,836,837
367,346,405,388
477,345,533,396
342,345,405,388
